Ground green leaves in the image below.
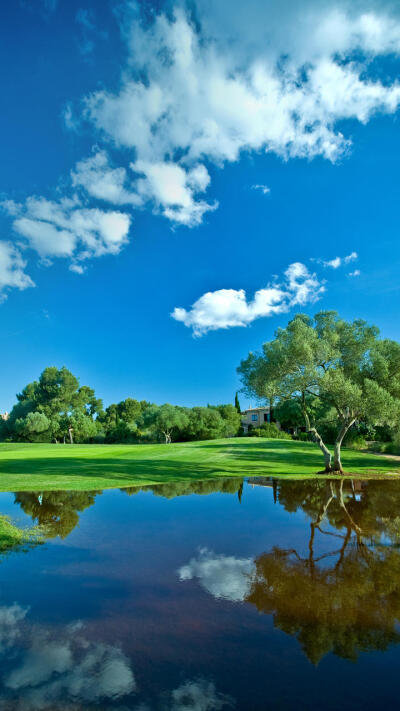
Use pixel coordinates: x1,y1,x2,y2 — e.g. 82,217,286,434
238,310,400,470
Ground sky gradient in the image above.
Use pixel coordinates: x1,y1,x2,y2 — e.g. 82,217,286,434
1,0,400,411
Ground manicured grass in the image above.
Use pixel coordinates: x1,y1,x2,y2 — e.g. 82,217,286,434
0,438,399,492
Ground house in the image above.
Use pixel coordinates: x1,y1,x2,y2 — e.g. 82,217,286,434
241,407,272,433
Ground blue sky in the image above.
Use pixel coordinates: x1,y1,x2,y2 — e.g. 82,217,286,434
1,0,400,411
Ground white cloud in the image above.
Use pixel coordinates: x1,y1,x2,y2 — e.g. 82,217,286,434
171,679,232,711
132,160,216,227
2,1,399,298
69,263,86,275
324,256,342,269
82,3,400,227
0,604,28,653
2,197,131,265
0,603,234,711
323,251,358,268
344,251,358,263
0,242,35,300
252,184,270,195
171,262,324,336
349,269,361,277
178,548,255,601
72,150,141,206
0,610,135,710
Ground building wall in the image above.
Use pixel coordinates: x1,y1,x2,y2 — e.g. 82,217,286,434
241,408,270,432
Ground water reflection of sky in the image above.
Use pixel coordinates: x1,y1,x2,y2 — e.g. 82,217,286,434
0,479,400,709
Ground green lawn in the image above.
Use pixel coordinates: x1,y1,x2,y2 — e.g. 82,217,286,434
0,438,398,491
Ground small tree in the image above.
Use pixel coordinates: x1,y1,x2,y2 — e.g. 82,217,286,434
152,404,189,444
238,312,400,472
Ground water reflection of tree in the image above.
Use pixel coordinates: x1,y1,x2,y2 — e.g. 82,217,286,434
13,491,101,539
122,477,245,500
247,480,400,664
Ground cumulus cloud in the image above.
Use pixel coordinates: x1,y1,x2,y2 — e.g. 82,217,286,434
2,197,131,266
171,262,324,336
178,548,255,601
131,160,216,226
82,3,400,221
3,0,399,298
0,242,35,300
71,150,140,206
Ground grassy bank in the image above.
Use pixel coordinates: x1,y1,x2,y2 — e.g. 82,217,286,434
0,438,399,492
0,514,44,553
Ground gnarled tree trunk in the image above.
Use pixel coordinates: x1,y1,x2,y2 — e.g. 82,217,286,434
333,420,355,472
302,406,332,471
301,395,332,472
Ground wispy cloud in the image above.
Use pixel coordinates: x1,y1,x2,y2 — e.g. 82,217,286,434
75,8,107,57
171,262,324,336
349,269,361,277
252,184,271,195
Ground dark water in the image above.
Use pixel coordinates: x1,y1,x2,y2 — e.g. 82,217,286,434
0,477,400,710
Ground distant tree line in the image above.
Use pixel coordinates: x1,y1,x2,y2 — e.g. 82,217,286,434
0,366,242,444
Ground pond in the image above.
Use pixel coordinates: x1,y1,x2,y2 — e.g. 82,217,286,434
0,477,399,710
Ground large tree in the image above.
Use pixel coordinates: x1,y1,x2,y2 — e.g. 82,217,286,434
7,366,102,443
238,312,400,472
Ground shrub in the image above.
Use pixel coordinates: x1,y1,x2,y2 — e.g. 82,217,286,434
383,442,400,455
346,435,367,450
248,423,292,440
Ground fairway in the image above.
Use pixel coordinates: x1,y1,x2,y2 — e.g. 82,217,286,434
0,438,399,491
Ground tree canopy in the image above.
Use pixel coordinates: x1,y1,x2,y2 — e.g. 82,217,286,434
238,311,400,471
1,367,241,445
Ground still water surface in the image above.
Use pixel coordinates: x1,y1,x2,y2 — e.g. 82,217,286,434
0,477,399,710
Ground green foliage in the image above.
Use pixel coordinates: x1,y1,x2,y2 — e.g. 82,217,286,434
248,423,292,439
234,392,241,414
0,514,44,555
15,412,51,442
238,311,400,471
150,404,190,443
5,366,103,444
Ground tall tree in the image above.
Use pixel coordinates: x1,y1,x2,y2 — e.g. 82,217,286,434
234,392,241,414
238,312,400,472
8,367,102,443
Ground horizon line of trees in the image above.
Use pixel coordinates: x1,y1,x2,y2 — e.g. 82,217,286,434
0,366,243,445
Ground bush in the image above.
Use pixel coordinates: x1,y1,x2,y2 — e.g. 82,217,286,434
383,442,400,455
346,434,367,450
297,431,309,442
248,423,292,440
